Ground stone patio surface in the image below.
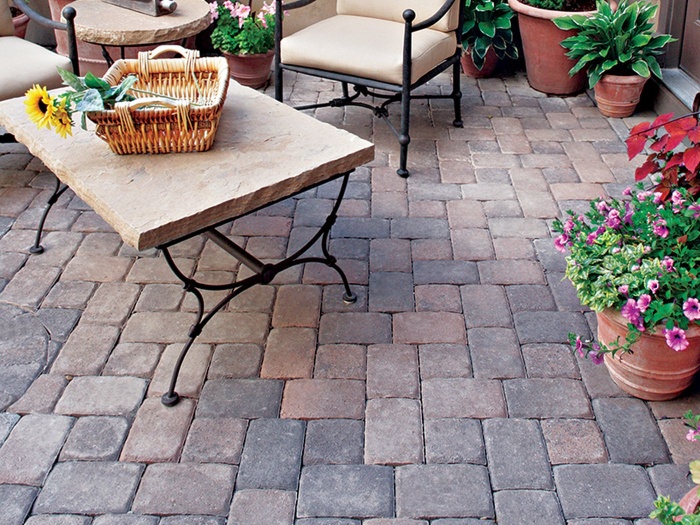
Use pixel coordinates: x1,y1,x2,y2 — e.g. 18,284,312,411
0,69,698,525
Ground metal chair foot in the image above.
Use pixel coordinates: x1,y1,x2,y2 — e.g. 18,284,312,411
343,291,357,304
396,168,410,178
161,391,180,407
29,245,44,254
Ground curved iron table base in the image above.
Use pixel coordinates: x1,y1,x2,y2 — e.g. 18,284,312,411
158,171,357,406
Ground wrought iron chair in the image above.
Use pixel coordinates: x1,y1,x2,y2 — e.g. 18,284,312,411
273,0,464,178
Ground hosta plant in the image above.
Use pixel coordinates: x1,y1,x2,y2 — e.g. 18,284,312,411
461,0,518,70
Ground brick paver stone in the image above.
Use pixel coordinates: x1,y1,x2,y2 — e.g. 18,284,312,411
0,414,72,485
418,344,471,379
468,328,524,379
483,418,552,490
493,490,565,525
0,484,37,525
208,344,263,379
514,311,591,343
272,285,321,327
120,397,195,463
148,343,212,398
303,419,364,465
314,344,366,380
92,516,160,525
520,343,580,379
281,379,365,420
365,398,424,465
422,379,506,419
51,324,121,376
54,376,147,416
181,417,248,464
393,312,466,344
554,464,656,519
261,327,317,379
367,345,419,399
24,515,91,525
59,416,129,461
504,379,592,418
297,465,394,518
318,313,392,345
412,260,479,285
34,461,144,514
227,489,296,525
197,379,283,419
236,418,305,490
132,463,236,516
424,418,486,464
395,464,494,519
541,419,608,464
9,374,68,414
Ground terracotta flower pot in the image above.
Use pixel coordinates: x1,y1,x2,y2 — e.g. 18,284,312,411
508,0,595,95
12,11,29,39
223,50,274,89
593,73,648,118
460,47,499,78
679,486,700,516
597,309,700,401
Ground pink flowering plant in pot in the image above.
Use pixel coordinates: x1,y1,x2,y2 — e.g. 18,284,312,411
209,0,276,56
552,183,700,361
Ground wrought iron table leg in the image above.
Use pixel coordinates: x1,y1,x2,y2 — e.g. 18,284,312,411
158,171,356,406
30,178,68,254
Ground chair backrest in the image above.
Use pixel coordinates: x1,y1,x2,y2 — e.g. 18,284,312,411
336,0,459,32
1,0,15,37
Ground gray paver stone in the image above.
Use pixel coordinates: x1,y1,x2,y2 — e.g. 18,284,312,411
493,490,565,525
132,463,236,516
514,311,591,343
424,418,486,464
413,260,479,285
182,417,248,464
647,464,699,503
483,418,552,490
227,489,296,525
24,516,91,525
54,376,147,417
197,379,283,418
422,379,506,419
468,328,524,379
0,484,37,525
34,461,144,514
367,344,419,399
418,344,471,379
395,464,494,519
0,412,20,445
365,398,424,465
593,398,669,465
0,414,73,485
93,516,160,525
303,419,364,465
236,418,305,490
504,379,592,418
161,517,225,525
295,520,359,525
60,415,129,461
554,464,656,519
369,272,415,313
297,465,394,518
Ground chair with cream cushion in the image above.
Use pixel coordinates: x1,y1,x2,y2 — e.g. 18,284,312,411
273,0,464,177
0,0,79,102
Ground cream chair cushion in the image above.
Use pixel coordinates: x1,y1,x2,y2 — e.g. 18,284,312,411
281,15,457,85
0,0,14,37
1,36,73,100
336,0,459,32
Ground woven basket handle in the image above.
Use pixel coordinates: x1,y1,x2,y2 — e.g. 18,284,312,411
114,98,191,134
137,45,200,82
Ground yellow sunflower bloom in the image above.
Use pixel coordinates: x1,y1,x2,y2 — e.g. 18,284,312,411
51,98,73,139
24,85,55,130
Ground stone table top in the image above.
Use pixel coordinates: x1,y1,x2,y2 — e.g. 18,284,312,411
69,0,212,46
0,83,374,251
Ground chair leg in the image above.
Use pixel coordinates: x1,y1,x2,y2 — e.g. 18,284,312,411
397,86,411,178
452,60,463,128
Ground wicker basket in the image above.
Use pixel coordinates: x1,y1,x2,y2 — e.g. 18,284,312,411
88,45,229,154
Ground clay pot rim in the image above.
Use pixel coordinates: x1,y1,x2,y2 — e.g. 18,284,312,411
599,308,700,338
597,73,650,86
507,0,597,21
679,485,700,515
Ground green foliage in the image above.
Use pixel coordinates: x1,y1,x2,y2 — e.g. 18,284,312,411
650,496,700,525
526,0,566,10
461,0,518,70
553,0,674,88
210,2,276,56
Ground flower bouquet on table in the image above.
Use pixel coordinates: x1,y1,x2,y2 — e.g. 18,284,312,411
209,0,277,88
553,111,700,400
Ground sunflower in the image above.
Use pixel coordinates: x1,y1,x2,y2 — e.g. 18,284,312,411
51,97,73,138
24,85,55,130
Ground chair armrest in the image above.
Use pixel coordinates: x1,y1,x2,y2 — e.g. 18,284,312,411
280,0,318,10
12,0,67,31
409,0,458,31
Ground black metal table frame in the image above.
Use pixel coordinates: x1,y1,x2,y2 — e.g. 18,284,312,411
30,170,358,406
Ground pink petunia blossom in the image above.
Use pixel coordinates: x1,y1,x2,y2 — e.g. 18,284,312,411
586,232,598,245
690,203,700,219
210,1,219,20
622,187,632,196
596,201,610,214
662,256,675,272
683,297,700,321
664,326,689,351
648,279,659,293
653,219,669,238
687,428,700,442
618,285,629,296
554,235,569,253
605,209,621,229
563,218,575,234
589,343,604,365
575,336,584,358
653,192,663,204
637,294,651,313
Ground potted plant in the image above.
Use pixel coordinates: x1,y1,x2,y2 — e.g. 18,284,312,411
507,0,598,94
553,111,700,400
209,0,276,89
650,411,700,523
461,0,518,78
554,0,674,118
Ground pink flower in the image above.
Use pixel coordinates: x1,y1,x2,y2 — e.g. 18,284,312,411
687,428,700,442
653,219,668,238
664,326,689,352
683,297,700,321
586,232,598,245
637,294,651,313
618,285,629,296
648,279,659,293
662,256,675,272
621,298,641,323
210,1,219,20
589,343,604,365
690,203,700,219
596,200,610,214
563,218,575,234
554,234,569,253
622,187,632,196
653,192,663,204
605,209,621,229
575,336,584,358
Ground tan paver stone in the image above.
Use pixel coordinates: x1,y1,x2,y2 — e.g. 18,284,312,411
0,264,61,308
181,417,248,464
541,419,608,464
367,344,419,399
509,168,549,192
658,419,699,465
135,283,184,312
570,128,620,142
54,376,147,417
261,327,317,379
418,344,471,379
408,200,445,219
197,239,243,272
227,283,275,312
81,282,140,325
546,113,581,129
0,251,26,280
51,324,121,376
22,232,83,267
121,397,195,463
446,200,487,229
497,135,532,155
231,215,293,237
525,129,573,142
550,183,607,201
208,344,263,379
439,160,476,184
148,343,212,399
120,312,198,343
281,379,365,420
314,344,366,380
42,280,96,309
127,257,195,284
61,255,133,282
422,378,506,418
415,285,462,313
451,228,495,261
303,259,368,286
228,489,296,525
199,312,270,344
478,260,545,285
471,153,520,169
573,161,616,183
461,183,515,201
0,187,39,217
448,127,497,141
76,232,123,256
519,154,571,169
103,342,163,378
411,239,454,260
365,398,424,466
365,520,428,525
436,140,471,161
492,117,524,135
0,229,35,253
562,141,599,162
272,285,321,328
9,374,68,414
394,312,467,344
516,190,560,219
493,237,536,260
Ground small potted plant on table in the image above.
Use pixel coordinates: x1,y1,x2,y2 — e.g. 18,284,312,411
554,0,674,118
553,110,700,400
209,0,276,89
461,0,518,78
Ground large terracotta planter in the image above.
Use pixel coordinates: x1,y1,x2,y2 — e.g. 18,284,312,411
223,50,274,89
679,486,700,516
597,309,700,401
12,11,29,39
593,73,648,118
460,47,498,78
508,0,595,95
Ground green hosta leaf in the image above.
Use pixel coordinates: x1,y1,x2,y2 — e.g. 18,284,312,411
646,34,674,50
631,60,651,77
630,34,652,48
647,55,663,78
83,72,111,91
553,15,586,30
494,16,511,29
462,19,476,33
479,21,496,38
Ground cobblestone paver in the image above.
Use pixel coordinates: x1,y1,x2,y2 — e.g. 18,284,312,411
1,67,697,524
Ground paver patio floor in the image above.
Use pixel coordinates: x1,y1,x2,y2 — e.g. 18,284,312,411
0,69,699,525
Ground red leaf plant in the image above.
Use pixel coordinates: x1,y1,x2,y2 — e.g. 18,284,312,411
626,111,700,201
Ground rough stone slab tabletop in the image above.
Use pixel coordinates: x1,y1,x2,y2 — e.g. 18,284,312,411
0,82,374,250
69,0,212,46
